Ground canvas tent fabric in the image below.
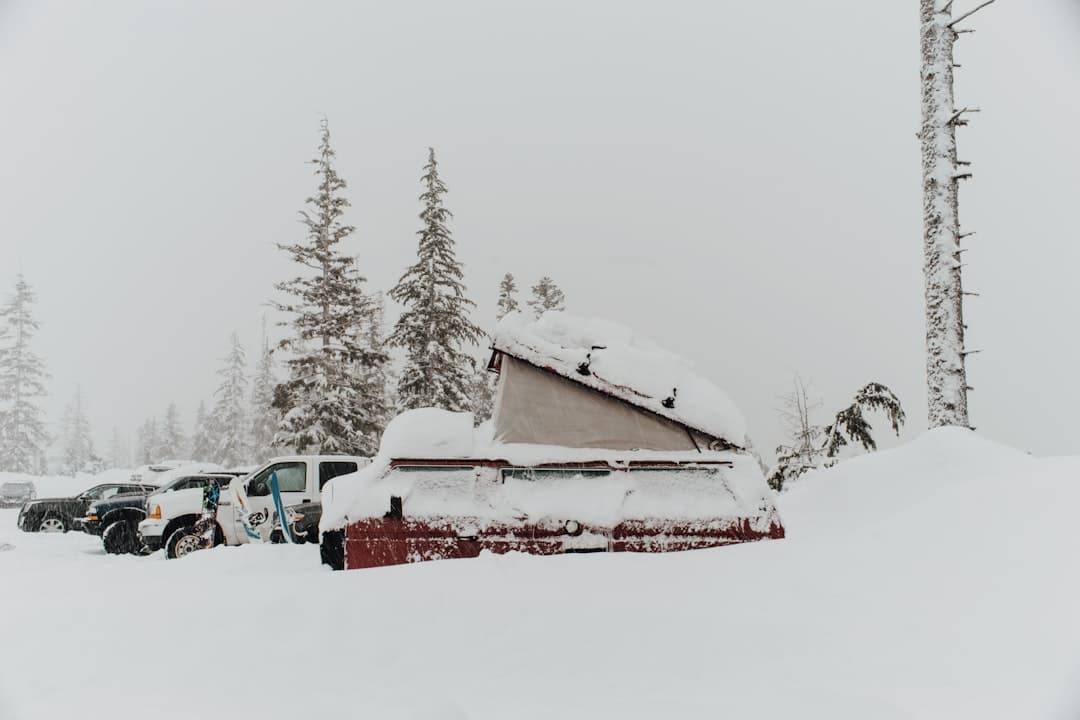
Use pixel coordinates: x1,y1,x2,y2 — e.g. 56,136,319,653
490,311,746,446
492,355,713,451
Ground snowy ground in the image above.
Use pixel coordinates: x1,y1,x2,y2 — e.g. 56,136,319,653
2,428,1079,719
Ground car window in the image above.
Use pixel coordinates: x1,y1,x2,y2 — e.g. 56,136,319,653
319,462,358,490
99,486,125,501
249,462,307,495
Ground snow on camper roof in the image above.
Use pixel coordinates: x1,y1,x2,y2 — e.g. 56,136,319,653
491,311,747,446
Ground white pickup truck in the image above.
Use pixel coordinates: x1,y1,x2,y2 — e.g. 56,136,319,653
138,455,367,558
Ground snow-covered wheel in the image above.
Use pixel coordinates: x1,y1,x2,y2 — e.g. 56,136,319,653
165,527,205,559
38,515,66,533
102,520,136,555
320,529,344,570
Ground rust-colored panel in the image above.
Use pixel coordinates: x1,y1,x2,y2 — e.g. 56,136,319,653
345,515,784,570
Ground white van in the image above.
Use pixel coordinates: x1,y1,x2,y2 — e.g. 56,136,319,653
138,455,367,558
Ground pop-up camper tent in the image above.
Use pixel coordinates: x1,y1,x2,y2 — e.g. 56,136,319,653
488,312,747,452
322,312,783,570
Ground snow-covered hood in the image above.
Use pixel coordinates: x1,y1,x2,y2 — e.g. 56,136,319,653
320,409,778,534
146,487,206,519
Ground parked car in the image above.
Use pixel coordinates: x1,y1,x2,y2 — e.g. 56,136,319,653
17,483,155,533
77,472,241,554
269,501,322,544
140,456,365,559
0,481,36,508
130,460,217,483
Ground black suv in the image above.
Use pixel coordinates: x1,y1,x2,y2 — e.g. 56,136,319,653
82,473,239,554
17,483,154,533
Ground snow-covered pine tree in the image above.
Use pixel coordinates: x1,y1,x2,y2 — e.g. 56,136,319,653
822,383,906,458
210,332,249,467
249,325,279,462
496,273,520,320
109,426,129,468
349,292,392,453
136,418,159,464
389,148,484,413
60,387,100,476
189,400,214,462
528,276,565,319
0,275,50,474
157,403,185,460
467,361,496,423
920,0,993,428
273,119,384,455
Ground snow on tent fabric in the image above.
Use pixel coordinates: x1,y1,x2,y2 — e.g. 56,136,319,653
490,311,746,449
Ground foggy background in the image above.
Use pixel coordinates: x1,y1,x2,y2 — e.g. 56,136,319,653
0,0,1077,461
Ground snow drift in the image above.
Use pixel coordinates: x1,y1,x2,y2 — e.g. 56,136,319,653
2,429,1080,719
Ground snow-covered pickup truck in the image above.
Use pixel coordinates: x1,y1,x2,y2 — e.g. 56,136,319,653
138,455,367,558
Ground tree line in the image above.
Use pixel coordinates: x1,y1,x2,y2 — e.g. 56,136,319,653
0,115,921,479
0,121,570,474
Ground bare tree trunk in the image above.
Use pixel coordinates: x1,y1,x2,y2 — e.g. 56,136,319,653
920,0,969,428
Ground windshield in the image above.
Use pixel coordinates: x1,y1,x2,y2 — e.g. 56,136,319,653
149,475,230,497
1,482,32,491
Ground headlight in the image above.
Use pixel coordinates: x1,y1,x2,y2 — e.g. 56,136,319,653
149,505,161,520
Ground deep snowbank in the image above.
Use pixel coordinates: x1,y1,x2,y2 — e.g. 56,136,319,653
1,430,1079,719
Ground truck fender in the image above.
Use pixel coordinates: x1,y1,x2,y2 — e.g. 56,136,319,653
102,507,147,528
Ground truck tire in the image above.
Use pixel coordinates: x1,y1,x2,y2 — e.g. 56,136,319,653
165,526,201,559
102,520,137,555
320,529,344,570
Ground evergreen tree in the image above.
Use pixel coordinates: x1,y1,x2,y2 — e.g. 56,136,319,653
60,387,100,476
389,148,484,412
109,425,129,468
528,276,565,319
822,383,906,458
210,332,249,467
0,275,50,473
157,402,185,460
189,401,214,462
496,273,520,320
351,293,392,452
468,361,496,423
136,418,159,465
273,119,385,455
249,326,279,462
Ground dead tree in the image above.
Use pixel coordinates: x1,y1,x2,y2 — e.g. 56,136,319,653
919,0,993,428
777,375,822,469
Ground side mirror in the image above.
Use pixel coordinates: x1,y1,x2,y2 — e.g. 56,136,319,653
247,479,269,497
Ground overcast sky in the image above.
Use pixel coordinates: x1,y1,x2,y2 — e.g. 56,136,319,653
1,0,1078,463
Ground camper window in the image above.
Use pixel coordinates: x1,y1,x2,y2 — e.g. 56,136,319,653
501,468,612,483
